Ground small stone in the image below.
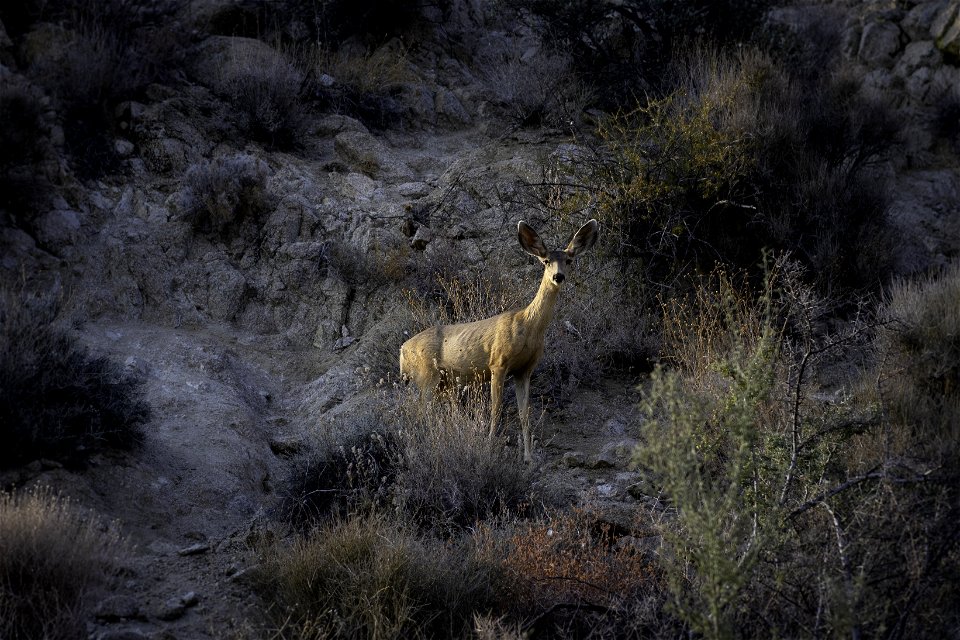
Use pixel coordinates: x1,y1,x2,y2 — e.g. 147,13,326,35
181,591,199,607
627,483,646,500
94,630,150,640
176,542,210,556
155,597,187,621
596,483,617,498
95,595,141,621
410,225,433,250
561,451,586,468
268,436,304,457
114,139,135,157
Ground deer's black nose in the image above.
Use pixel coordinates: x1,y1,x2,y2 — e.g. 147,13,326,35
553,273,565,283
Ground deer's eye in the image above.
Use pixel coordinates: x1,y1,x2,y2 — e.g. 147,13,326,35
566,258,573,265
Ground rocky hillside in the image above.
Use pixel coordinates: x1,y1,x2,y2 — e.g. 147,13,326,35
1,1,959,638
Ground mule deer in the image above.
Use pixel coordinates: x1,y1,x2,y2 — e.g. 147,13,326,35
399,219,599,462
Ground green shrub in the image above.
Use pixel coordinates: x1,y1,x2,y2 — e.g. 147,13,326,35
633,261,960,638
177,154,274,237
253,513,497,640
0,486,125,640
0,289,149,468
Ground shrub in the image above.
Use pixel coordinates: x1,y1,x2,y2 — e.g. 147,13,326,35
499,0,770,107
478,50,592,129
253,513,497,640
633,260,960,638
274,428,399,531
177,153,273,237
0,289,149,468
878,263,960,455
309,44,414,128
478,508,659,636
18,0,187,177
213,43,308,149
0,486,125,640
0,80,53,219
279,387,532,535
390,385,532,533
565,46,896,293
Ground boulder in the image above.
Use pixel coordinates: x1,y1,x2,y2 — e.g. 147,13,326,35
903,1,949,41
859,19,903,67
931,1,960,55
894,40,942,77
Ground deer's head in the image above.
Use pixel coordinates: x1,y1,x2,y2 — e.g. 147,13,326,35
518,219,599,286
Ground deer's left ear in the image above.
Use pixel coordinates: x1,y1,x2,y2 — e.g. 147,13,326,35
565,219,599,257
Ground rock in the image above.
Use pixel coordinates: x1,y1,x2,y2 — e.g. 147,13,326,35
906,66,935,101
590,439,638,469
177,542,210,556
94,630,150,640
932,1,960,55
334,131,396,179
114,139,135,157
268,436,304,457
604,416,628,436
314,114,368,137
410,225,433,250
859,19,903,67
155,598,187,621
35,209,81,246
561,451,586,468
894,41,941,77
95,595,141,621
903,1,949,41
595,483,617,498
0,18,13,50
156,590,199,620
397,181,431,198
435,87,472,126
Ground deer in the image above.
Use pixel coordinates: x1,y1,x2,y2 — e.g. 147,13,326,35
399,219,599,463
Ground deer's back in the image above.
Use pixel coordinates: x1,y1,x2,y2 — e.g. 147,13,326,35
400,309,543,383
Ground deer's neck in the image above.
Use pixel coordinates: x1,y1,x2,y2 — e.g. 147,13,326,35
522,272,560,338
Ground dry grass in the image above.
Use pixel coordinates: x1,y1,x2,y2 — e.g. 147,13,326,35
213,42,308,148
253,513,497,640
391,385,533,532
879,263,960,453
311,44,415,127
0,486,124,640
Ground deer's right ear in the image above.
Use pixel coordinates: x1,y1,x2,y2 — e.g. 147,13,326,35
518,221,549,258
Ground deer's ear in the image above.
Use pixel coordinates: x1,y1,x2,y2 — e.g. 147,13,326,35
518,221,549,258
565,219,599,257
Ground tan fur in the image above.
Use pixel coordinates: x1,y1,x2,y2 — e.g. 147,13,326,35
400,219,598,462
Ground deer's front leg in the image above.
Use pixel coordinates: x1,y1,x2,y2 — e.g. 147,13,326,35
489,367,507,438
514,372,533,463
